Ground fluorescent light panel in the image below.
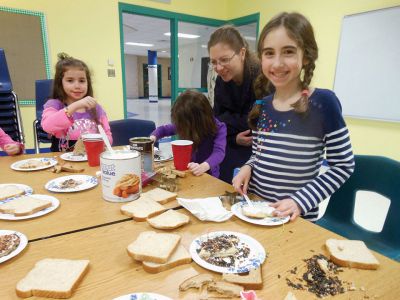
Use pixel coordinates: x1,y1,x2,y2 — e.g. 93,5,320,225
164,32,200,39
125,42,154,47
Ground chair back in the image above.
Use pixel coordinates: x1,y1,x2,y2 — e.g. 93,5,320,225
33,79,53,152
0,48,12,93
109,119,156,146
317,155,400,261
35,79,53,119
0,48,24,145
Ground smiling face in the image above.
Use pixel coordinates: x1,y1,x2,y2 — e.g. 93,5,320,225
260,26,305,92
62,67,88,103
209,42,245,84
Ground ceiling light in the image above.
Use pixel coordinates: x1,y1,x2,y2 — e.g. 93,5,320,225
164,32,200,39
161,50,167,53
244,36,256,41
201,45,207,48
125,42,154,47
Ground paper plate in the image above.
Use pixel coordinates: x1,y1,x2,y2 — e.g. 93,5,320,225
60,152,87,162
0,230,28,263
11,157,58,171
231,201,290,226
0,184,33,199
45,175,98,193
112,293,173,300
190,231,266,273
0,194,60,220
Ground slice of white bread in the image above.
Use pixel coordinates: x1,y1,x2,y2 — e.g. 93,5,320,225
179,273,215,291
146,209,190,229
0,185,25,201
222,267,263,289
142,244,192,273
325,239,380,270
127,231,181,264
143,187,177,204
16,258,90,298
120,196,166,221
0,195,52,216
207,281,243,298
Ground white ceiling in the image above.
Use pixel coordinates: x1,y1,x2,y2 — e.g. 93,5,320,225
122,13,257,58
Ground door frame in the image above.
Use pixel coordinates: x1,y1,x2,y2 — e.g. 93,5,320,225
118,3,259,118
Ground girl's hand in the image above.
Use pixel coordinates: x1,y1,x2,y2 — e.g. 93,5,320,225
232,165,252,195
4,144,20,155
188,162,210,176
236,129,252,146
149,135,157,142
270,198,301,221
69,96,97,112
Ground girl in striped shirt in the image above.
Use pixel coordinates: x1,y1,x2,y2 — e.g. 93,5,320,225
232,12,354,222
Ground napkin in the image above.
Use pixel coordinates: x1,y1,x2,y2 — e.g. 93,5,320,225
177,197,233,222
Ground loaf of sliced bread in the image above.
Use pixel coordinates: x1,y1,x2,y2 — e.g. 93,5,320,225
127,231,181,264
179,273,215,291
143,187,177,204
16,258,90,298
207,281,243,297
120,196,166,221
142,244,192,273
222,267,263,289
325,239,380,270
0,195,52,216
147,209,190,229
0,185,25,201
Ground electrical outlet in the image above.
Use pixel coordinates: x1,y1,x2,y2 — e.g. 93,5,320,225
107,69,115,77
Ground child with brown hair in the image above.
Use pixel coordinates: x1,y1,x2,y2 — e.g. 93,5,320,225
232,12,354,222
150,90,226,177
41,53,112,152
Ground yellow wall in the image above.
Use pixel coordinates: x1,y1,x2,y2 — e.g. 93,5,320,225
0,0,228,148
228,0,400,161
1,0,399,161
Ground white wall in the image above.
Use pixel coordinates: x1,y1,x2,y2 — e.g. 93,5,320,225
124,54,139,98
178,42,208,88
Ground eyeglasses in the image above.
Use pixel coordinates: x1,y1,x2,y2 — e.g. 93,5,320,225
209,52,237,68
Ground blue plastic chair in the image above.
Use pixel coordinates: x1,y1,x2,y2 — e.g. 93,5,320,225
109,119,156,146
317,155,400,261
0,48,24,146
33,79,53,153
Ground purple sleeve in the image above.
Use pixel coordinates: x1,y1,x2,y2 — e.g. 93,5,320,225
204,119,227,169
151,124,177,140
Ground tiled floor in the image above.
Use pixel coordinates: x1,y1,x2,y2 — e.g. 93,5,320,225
126,98,387,229
126,98,171,127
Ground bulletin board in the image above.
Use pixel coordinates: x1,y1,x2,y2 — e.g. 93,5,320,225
333,6,400,122
0,6,50,103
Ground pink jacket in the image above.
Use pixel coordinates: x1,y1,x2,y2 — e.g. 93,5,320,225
41,99,113,144
0,128,23,155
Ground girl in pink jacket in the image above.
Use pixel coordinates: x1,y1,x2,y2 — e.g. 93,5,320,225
0,128,23,155
41,53,112,152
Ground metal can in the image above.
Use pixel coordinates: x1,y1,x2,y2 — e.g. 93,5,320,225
100,150,141,202
129,137,154,174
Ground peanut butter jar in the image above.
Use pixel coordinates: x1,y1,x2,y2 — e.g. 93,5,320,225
100,150,141,202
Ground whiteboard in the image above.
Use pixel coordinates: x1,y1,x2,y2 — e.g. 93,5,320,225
333,6,400,122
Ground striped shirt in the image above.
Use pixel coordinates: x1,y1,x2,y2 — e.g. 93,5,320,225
246,89,354,221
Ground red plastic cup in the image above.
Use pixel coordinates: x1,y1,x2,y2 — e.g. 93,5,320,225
171,140,193,171
82,134,104,167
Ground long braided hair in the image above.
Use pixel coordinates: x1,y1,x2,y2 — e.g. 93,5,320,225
249,12,319,130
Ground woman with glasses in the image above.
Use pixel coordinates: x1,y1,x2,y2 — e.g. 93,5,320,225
208,25,271,183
